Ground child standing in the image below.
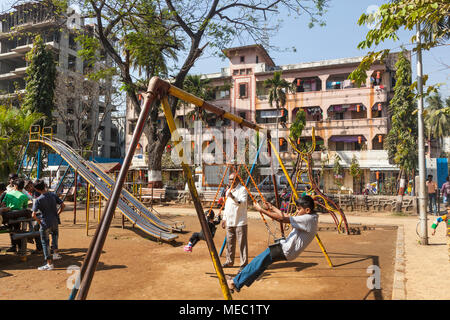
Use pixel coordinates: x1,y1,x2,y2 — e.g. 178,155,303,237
184,210,221,252
31,180,65,270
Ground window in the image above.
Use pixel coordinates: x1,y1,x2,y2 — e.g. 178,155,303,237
239,112,246,120
233,69,239,75
69,33,77,51
68,54,77,72
334,113,344,120
239,83,248,98
129,122,136,134
335,141,344,151
240,56,245,63
246,69,252,75
256,55,259,63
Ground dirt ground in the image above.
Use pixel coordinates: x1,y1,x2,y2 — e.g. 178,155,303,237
0,203,397,300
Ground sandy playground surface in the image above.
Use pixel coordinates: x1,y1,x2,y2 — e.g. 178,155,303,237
0,203,397,300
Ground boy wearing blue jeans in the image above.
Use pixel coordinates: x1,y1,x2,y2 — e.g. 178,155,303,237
226,195,318,292
32,180,65,271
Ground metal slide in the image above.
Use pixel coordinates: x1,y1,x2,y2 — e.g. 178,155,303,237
48,137,182,233
35,137,179,242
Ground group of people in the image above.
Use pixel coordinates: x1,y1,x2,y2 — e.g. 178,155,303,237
184,172,319,293
0,173,65,270
426,175,450,215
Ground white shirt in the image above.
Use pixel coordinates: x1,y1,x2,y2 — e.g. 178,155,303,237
223,184,248,227
280,213,318,261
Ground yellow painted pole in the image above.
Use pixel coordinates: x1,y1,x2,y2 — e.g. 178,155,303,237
161,96,232,300
315,234,333,267
268,140,333,267
86,184,90,236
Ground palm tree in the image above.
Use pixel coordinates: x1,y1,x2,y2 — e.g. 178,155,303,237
183,75,214,124
425,93,450,149
264,71,293,149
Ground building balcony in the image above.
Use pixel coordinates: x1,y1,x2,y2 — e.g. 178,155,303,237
0,51,22,60
256,86,388,109
0,19,59,40
256,117,388,137
302,117,388,137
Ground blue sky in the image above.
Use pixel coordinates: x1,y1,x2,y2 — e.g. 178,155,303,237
190,0,449,100
1,0,447,100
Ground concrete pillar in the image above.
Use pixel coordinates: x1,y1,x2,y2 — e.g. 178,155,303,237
366,71,374,88
366,135,373,150
319,74,329,92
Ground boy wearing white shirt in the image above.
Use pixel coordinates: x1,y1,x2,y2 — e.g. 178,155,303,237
227,195,318,293
222,172,248,271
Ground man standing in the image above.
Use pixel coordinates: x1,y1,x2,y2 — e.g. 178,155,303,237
426,175,438,215
221,172,248,271
441,176,450,206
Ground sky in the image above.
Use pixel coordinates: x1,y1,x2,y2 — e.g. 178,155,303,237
189,0,450,100
1,0,448,100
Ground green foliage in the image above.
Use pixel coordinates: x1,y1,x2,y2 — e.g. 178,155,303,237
425,92,450,142
289,109,306,142
349,0,450,90
332,154,343,188
385,51,418,175
264,71,293,110
22,35,57,126
349,155,361,178
0,105,44,180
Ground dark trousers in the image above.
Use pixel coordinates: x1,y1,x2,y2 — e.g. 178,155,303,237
189,232,205,248
32,221,42,251
9,223,21,250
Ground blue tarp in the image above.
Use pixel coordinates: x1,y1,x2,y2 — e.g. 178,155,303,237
437,158,448,188
48,154,124,166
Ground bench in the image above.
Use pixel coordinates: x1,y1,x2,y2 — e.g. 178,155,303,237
140,188,167,205
200,191,223,208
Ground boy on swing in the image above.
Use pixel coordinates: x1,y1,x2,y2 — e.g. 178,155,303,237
226,195,318,292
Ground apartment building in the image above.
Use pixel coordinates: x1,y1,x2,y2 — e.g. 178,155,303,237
126,44,410,193
0,1,121,158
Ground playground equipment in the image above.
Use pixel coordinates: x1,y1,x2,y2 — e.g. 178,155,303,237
286,130,349,234
20,126,183,242
69,77,344,301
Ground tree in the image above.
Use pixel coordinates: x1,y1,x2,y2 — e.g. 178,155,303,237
349,154,362,193
0,105,44,180
22,35,57,126
332,154,343,189
74,0,329,186
264,71,293,150
384,50,417,209
183,75,214,123
425,92,450,149
349,0,450,92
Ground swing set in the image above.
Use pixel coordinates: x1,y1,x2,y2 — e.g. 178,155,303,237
71,77,349,301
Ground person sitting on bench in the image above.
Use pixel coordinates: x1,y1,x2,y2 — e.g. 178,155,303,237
226,195,318,293
1,179,30,253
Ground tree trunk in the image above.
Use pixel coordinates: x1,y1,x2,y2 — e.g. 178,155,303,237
395,169,406,212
